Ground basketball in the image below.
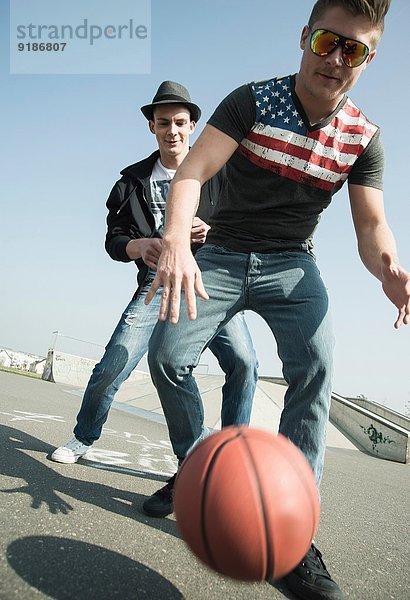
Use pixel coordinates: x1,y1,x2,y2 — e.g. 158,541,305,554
173,426,320,581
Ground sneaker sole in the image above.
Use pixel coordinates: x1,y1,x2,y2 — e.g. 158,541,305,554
142,504,174,518
50,452,88,464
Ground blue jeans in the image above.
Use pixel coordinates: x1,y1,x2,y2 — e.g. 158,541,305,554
148,245,334,483
74,277,258,445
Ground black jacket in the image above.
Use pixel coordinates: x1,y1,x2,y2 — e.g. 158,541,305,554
105,150,224,292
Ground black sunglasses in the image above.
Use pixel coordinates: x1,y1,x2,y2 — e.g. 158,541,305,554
310,28,370,68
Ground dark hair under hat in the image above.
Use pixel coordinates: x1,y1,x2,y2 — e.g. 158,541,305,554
140,80,201,122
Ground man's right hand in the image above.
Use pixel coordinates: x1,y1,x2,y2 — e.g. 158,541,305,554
126,238,163,270
190,217,210,244
144,242,209,323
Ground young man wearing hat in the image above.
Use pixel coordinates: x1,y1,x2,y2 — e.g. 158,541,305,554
51,81,259,517
146,1,410,598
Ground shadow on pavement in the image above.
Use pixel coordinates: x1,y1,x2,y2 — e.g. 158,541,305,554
56,457,173,484
7,536,184,599
2,424,298,599
1,424,180,538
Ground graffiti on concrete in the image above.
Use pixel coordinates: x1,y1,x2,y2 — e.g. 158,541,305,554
0,408,177,472
102,428,177,472
360,423,395,453
0,410,65,423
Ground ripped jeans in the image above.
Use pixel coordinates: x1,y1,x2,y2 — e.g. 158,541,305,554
73,278,258,446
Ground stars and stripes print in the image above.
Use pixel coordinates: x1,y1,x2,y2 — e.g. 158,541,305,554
239,75,378,192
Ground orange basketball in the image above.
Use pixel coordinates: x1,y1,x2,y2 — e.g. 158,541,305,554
174,426,319,581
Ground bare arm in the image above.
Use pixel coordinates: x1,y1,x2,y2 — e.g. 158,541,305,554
145,124,239,322
349,183,410,328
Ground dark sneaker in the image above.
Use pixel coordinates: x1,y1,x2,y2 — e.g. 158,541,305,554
284,544,344,600
142,474,176,517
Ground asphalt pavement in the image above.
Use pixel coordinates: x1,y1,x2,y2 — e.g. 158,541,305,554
1,371,409,599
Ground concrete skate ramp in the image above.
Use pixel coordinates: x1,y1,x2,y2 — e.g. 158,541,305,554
260,377,410,464
114,374,408,463
330,392,410,464
43,351,409,463
111,374,361,455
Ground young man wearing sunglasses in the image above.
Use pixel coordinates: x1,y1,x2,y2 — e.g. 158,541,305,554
146,2,409,599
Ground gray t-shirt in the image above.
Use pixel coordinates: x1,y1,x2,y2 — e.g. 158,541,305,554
207,74,384,253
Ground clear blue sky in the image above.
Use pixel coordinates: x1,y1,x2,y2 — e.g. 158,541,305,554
1,0,409,413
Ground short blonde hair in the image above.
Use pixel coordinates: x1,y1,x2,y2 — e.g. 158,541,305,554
308,0,391,46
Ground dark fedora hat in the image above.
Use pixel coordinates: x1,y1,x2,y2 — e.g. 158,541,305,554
140,80,201,122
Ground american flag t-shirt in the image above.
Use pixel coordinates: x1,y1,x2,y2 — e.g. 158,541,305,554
239,75,379,193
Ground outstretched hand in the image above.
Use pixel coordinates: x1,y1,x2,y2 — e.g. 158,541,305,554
381,252,410,328
144,243,208,323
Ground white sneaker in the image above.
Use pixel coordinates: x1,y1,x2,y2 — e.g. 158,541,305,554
51,437,90,464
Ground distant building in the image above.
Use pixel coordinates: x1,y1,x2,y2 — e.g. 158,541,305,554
0,347,45,372
0,349,12,368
